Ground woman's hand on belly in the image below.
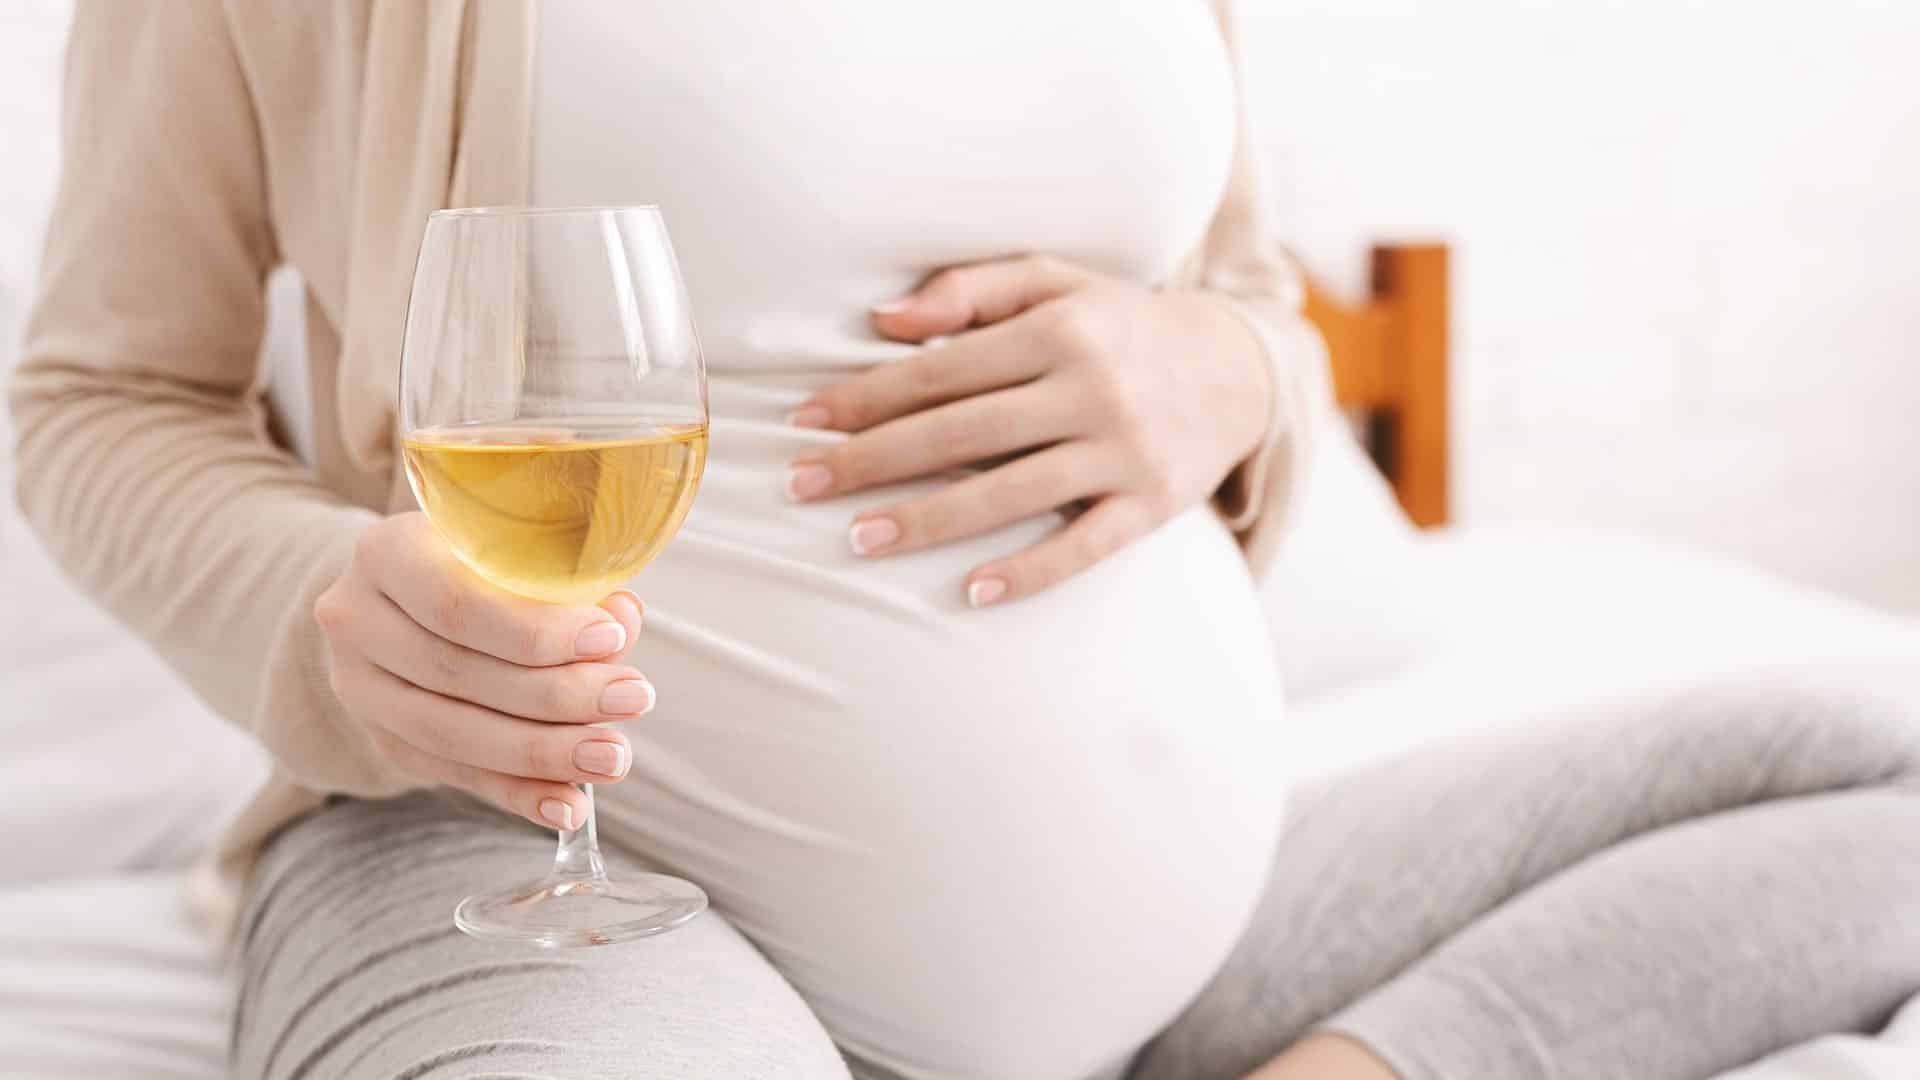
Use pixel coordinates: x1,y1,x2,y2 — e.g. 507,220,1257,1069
311,513,657,830
782,254,1272,608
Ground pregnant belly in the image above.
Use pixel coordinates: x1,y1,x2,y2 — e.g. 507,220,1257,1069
596,409,1288,1080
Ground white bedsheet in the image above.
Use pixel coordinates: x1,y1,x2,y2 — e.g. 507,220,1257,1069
2,526,1917,1079
0,871,229,1079
1283,524,1920,782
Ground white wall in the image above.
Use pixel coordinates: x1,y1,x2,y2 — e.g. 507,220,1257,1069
0,0,69,608
5,2,1917,609
0,0,66,463
0,2,64,388
1239,1,1920,611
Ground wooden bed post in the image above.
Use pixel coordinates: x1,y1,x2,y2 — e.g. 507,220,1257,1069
1302,242,1451,527
1373,244,1449,527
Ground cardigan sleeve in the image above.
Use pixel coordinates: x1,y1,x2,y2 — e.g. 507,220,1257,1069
1196,0,1328,575
8,1,403,797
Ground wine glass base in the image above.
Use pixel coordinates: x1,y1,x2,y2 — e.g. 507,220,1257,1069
455,872,707,948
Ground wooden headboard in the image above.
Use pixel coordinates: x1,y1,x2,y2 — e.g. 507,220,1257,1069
1302,243,1450,527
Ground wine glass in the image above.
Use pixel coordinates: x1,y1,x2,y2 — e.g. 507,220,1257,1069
398,205,709,947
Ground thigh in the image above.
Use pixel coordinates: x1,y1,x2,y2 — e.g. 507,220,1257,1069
233,790,849,1080
1131,665,1920,1079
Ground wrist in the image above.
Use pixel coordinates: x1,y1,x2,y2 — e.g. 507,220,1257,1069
1183,290,1277,464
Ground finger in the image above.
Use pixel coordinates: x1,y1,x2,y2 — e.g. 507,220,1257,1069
346,660,636,784
790,319,1043,434
344,579,655,723
368,514,629,666
370,728,590,831
964,495,1157,608
790,382,1074,501
847,443,1111,557
870,254,1094,342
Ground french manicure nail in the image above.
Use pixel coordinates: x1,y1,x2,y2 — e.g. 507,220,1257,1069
573,740,630,778
870,298,909,315
787,404,832,429
607,588,646,626
575,620,626,659
848,517,901,556
598,679,656,717
539,798,574,830
967,578,1008,608
786,463,833,501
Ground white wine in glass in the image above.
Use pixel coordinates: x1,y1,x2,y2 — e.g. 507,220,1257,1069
404,423,708,605
399,206,710,947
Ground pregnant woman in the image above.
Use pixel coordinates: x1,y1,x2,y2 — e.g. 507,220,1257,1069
14,3,1920,1078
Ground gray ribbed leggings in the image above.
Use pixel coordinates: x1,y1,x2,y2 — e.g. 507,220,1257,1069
232,670,1920,1079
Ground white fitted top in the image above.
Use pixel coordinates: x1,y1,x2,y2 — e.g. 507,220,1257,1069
534,4,1287,1076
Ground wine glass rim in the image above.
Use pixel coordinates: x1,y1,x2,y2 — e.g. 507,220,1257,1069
429,204,663,220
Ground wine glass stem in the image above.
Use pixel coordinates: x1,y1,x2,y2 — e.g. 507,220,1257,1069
552,783,610,882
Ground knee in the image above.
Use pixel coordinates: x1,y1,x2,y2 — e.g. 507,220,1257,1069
243,899,848,1079
576,913,852,1078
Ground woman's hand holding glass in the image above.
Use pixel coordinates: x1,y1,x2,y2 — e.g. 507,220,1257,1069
384,205,708,946
313,511,651,833
784,254,1275,607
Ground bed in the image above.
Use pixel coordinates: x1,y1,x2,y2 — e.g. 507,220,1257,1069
4,244,1919,1078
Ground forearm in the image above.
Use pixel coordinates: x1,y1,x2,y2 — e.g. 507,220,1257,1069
1205,300,1326,573
9,362,400,794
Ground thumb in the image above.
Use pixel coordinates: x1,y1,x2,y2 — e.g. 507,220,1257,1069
870,254,1093,343
595,589,645,658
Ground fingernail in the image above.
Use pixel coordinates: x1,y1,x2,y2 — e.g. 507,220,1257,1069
786,462,833,501
607,588,645,627
539,798,574,830
967,578,1008,608
870,298,909,315
848,517,900,556
598,679,656,717
786,404,831,429
575,620,626,659
573,739,630,778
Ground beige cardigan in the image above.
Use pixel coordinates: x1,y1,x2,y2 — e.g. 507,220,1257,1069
11,0,1318,929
